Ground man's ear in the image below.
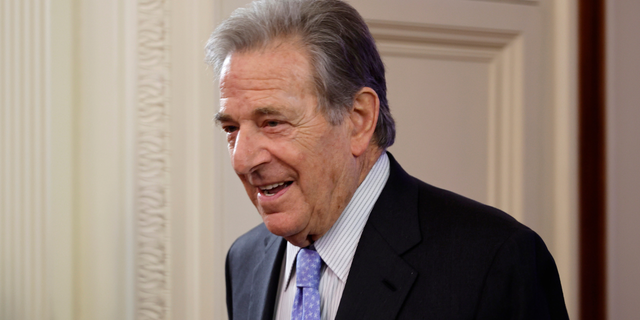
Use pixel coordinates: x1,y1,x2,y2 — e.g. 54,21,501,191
349,87,379,157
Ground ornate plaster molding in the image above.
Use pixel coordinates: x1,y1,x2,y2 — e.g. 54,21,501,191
136,0,171,319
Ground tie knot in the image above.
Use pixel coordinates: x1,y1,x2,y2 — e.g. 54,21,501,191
295,248,322,288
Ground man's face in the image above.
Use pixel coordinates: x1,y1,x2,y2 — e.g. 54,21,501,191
216,41,360,247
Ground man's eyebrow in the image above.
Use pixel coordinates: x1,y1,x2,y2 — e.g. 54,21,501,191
214,107,286,125
214,112,233,125
254,107,285,117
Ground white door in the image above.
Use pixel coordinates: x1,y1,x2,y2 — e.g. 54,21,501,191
212,0,578,318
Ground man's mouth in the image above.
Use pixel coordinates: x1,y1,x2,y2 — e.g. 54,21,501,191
259,181,293,196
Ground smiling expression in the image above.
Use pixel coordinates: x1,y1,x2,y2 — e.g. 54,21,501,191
216,41,362,247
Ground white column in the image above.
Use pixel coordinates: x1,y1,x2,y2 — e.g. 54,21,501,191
1,0,51,319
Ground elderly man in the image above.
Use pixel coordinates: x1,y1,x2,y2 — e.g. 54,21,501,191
207,0,568,319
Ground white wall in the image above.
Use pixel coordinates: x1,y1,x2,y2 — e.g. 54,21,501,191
606,1,640,319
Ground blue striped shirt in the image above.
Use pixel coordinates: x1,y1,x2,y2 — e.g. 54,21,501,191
274,153,390,320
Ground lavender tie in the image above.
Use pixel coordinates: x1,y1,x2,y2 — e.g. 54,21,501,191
291,247,322,320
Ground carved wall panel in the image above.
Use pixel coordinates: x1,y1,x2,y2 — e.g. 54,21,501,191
137,0,172,319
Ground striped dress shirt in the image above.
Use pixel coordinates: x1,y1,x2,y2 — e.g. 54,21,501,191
274,153,390,320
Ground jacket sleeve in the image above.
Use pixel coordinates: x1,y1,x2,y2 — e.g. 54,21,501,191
474,228,570,320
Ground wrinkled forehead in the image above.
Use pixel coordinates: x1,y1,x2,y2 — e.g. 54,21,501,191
219,42,317,99
221,39,312,81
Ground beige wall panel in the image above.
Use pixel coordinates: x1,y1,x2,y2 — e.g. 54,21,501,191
606,0,640,318
386,57,490,204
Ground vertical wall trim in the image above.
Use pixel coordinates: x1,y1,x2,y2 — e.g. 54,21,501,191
136,0,172,319
49,0,75,317
578,0,607,319
0,0,50,318
550,0,579,317
487,35,525,222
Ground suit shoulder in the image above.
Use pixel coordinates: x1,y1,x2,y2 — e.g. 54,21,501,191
414,178,534,243
228,223,277,260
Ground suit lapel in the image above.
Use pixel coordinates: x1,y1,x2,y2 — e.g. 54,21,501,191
336,153,422,320
248,233,286,320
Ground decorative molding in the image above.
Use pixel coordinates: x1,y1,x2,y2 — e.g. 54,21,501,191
369,21,517,47
486,36,525,221
369,21,524,220
369,21,514,62
136,0,171,319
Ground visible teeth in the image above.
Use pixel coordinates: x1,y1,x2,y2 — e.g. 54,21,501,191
260,182,285,191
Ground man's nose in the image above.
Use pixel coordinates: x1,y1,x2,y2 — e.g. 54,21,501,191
231,128,271,175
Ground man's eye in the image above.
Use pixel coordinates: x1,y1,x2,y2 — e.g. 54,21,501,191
223,125,238,133
266,121,279,127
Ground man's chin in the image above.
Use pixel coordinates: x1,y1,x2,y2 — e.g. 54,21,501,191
262,216,310,247
282,234,313,248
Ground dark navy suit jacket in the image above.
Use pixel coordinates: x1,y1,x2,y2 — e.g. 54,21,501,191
225,153,569,319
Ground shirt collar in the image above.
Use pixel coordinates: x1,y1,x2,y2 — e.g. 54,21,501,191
282,153,390,289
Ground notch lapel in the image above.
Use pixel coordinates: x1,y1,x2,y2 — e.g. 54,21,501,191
247,233,286,320
336,153,422,320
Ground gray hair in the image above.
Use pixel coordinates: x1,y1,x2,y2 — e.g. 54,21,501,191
205,0,395,149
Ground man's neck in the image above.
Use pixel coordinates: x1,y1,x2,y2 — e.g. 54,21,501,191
357,146,384,186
